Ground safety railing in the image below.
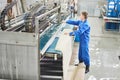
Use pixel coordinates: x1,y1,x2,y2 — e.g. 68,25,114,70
35,6,61,34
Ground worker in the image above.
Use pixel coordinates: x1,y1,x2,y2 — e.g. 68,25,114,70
65,11,90,73
70,0,75,18
53,2,57,8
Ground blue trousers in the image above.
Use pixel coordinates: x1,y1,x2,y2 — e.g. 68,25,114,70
78,43,90,66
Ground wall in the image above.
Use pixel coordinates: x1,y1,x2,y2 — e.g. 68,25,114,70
77,0,107,17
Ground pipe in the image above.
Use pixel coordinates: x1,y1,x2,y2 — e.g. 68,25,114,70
36,6,60,19
35,6,60,34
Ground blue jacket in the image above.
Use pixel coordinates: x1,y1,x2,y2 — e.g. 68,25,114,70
66,19,90,47
66,19,90,66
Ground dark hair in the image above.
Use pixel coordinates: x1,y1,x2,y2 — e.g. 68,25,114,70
81,11,88,19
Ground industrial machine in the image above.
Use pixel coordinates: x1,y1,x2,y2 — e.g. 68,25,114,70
0,0,71,80
0,0,17,30
0,2,47,32
107,0,119,17
102,0,120,31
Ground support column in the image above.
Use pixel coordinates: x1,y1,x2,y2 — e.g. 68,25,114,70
20,0,27,12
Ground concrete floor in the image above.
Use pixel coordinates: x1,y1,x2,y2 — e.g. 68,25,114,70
68,17,120,80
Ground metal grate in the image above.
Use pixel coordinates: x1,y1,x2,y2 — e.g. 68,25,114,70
40,56,63,80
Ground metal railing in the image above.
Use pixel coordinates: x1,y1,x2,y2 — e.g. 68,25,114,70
35,6,61,34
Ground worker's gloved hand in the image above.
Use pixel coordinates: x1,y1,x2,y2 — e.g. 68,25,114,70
69,32,74,36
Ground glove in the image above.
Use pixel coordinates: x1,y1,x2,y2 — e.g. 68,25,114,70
69,32,74,36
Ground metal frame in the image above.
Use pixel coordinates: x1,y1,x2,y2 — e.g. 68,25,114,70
35,6,61,55
0,6,61,80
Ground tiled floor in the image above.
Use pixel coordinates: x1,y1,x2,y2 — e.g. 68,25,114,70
68,17,120,80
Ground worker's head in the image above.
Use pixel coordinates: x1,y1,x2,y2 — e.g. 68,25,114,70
80,11,88,21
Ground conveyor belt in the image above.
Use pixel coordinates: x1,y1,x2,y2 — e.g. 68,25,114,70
40,37,63,80
46,37,61,54
40,24,60,50
40,15,71,54
40,16,73,80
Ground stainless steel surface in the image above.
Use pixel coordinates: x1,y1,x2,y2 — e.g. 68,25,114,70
0,32,40,80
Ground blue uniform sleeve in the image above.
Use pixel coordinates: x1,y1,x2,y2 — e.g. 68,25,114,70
73,24,89,36
66,20,80,26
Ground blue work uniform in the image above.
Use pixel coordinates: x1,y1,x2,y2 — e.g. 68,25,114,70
66,19,90,66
